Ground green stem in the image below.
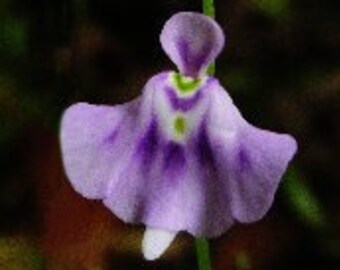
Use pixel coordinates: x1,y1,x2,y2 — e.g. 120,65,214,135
194,2,216,270
195,237,212,270
203,0,216,75
203,0,215,18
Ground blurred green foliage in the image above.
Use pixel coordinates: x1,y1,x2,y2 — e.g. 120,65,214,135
0,17,27,57
252,0,289,17
283,168,327,231
235,251,250,270
0,237,44,270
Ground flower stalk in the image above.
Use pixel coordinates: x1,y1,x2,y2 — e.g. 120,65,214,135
195,237,212,270
194,2,214,270
203,0,216,75
203,0,215,18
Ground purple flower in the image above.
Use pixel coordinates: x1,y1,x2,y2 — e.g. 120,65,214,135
60,12,297,260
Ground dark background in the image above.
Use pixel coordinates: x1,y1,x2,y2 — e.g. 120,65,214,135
0,0,339,269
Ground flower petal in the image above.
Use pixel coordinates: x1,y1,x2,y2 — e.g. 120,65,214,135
229,126,297,222
142,227,177,260
60,73,164,200
160,12,224,77
60,100,140,199
205,84,298,223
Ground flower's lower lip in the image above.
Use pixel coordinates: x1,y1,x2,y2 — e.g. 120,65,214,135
61,71,296,238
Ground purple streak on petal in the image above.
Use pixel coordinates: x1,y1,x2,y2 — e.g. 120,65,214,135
165,86,202,111
186,130,235,237
165,77,216,111
160,12,225,77
196,124,215,166
237,147,252,173
163,142,186,181
104,128,119,144
136,118,159,166
177,38,213,77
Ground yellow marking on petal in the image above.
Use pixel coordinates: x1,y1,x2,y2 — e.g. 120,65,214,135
169,72,206,96
173,116,187,138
